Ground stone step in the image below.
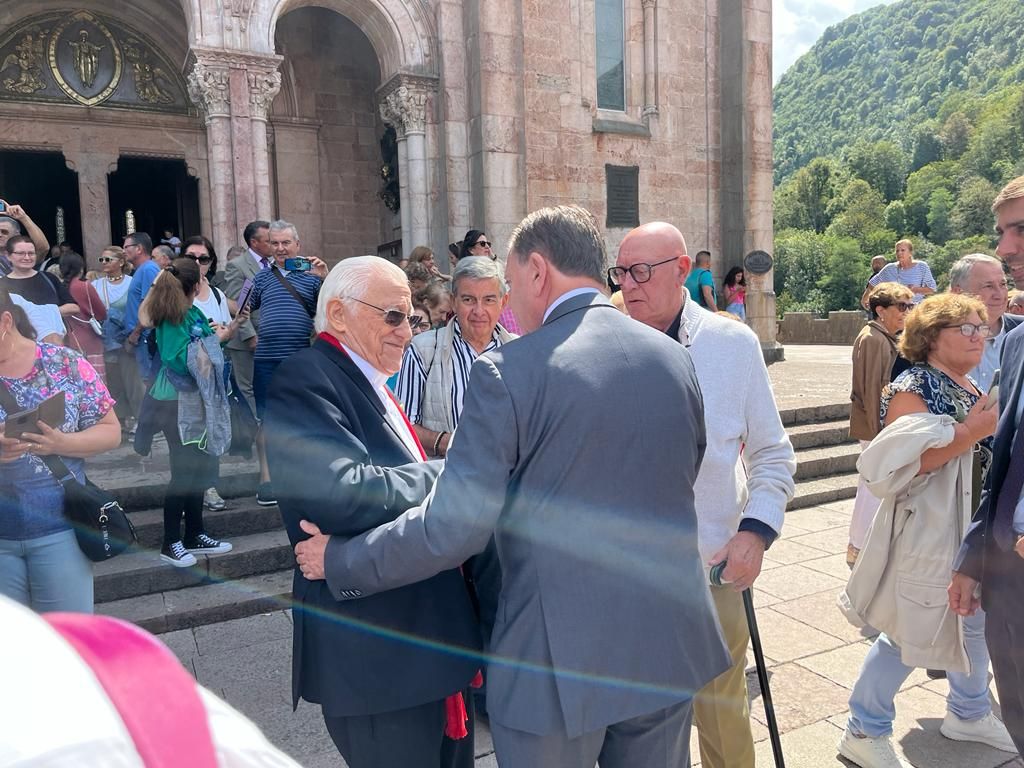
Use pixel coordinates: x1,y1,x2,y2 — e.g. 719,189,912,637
127,501,285,550
793,442,860,481
787,470,859,511
91,462,259,513
97,569,293,635
786,418,855,450
94,529,293,604
778,401,849,427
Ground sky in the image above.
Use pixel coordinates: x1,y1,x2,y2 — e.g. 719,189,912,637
773,0,899,83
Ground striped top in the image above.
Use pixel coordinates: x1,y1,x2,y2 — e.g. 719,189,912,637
394,319,507,428
249,267,321,361
868,260,937,304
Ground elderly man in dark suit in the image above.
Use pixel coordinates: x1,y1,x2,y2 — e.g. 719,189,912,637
296,206,730,768
264,256,481,768
951,175,1024,755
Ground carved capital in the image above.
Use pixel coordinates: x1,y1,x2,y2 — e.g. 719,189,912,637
377,73,437,136
248,68,282,121
187,60,231,120
224,0,256,32
641,0,657,8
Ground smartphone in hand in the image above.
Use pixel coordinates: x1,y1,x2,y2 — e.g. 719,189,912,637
984,369,1000,411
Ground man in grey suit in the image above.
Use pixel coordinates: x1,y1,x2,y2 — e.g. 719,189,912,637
224,219,272,416
296,205,730,767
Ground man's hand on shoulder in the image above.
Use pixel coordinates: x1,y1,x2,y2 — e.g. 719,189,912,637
295,519,330,581
708,531,766,592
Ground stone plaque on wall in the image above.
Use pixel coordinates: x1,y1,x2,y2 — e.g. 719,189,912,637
605,165,639,228
0,10,192,114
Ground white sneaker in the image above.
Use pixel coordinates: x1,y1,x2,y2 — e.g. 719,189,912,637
940,711,1017,752
204,487,226,511
837,728,912,768
160,540,197,568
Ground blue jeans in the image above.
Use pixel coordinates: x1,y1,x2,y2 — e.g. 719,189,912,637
0,529,93,613
848,609,991,737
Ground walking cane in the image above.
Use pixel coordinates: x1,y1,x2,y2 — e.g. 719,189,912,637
743,588,786,768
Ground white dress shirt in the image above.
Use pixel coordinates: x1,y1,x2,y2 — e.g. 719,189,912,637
542,287,601,323
342,343,423,459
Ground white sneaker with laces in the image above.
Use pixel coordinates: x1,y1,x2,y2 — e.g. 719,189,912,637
160,540,197,568
184,533,232,555
837,728,912,768
204,487,226,511
940,711,1017,752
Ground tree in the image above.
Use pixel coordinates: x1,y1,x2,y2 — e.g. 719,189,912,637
774,158,842,233
884,200,908,234
911,122,944,171
927,188,954,244
951,176,999,239
846,140,910,201
904,161,957,235
939,112,972,159
827,179,888,250
817,237,871,311
774,229,830,313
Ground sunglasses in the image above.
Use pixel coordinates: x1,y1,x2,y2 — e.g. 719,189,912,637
473,240,492,249
346,297,423,328
185,253,213,264
98,256,121,264
884,301,913,312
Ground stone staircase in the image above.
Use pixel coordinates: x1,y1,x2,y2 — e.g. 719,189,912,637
94,402,857,634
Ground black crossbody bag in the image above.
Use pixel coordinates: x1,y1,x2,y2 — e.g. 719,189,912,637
0,385,135,561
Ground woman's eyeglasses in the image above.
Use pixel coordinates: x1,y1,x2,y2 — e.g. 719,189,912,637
346,297,423,328
185,253,213,264
98,256,120,264
474,240,492,249
884,302,913,312
944,323,991,338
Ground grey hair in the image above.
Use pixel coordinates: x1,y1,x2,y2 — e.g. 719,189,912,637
315,255,407,333
949,253,1003,290
0,216,21,233
507,205,606,282
451,256,507,297
152,244,175,261
269,219,299,241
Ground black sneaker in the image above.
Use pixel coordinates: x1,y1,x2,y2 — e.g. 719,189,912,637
256,482,277,506
160,540,198,568
184,533,232,555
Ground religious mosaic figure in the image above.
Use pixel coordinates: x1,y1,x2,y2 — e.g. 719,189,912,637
124,39,173,104
1,33,47,94
68,29,103,88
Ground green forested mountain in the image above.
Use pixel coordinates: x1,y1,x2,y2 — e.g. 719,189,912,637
770,0,1024,315
774,0,1024,184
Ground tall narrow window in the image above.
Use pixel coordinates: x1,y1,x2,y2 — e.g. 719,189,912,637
55,206,66,245
125,209,136,236
596,0,626,111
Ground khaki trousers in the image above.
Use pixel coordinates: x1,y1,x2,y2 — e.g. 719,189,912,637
693,584,756,768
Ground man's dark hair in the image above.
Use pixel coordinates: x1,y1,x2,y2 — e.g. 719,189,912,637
243,220,271,248
4,234,32,256
695,250,711,267
508,205,605,282
126,231,153,254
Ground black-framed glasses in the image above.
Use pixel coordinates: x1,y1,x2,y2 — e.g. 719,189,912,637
607,257,677,287
944,323,991,337
473,240,492,249
347,297,423,328
883,301,913,312
185,253,213,264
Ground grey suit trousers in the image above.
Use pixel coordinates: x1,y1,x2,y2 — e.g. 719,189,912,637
489,700,693,768
228,346,256,417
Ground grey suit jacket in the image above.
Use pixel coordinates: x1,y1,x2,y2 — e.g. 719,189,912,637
326,291,730,738
224,251,260,351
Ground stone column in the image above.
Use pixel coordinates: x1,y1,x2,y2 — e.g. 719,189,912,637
719,0,779,360
65,151,117,267
187,58,235,257
380,75,437,257
248,67,282,220
642,0,659,118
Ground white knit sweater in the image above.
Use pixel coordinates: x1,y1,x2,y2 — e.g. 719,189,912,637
679,300,797,562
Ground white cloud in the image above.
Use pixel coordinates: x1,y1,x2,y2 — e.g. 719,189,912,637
773,0,899,83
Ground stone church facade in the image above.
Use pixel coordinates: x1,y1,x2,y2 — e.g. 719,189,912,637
0,0,777,347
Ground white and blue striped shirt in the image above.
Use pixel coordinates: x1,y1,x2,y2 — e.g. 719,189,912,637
868,260,937,304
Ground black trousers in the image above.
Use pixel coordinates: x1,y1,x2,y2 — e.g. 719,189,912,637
986,588,1024,756
324,689,475,768
158,400,215,546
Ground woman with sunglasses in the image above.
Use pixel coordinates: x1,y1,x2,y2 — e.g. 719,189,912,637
847,282,914,567
457,229,492,261
182,236,235,513
91,246,139,437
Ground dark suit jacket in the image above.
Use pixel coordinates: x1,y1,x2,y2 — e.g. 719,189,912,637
224,252,260,351
264,337,481,717
956,312,1024,606
326,293,731,737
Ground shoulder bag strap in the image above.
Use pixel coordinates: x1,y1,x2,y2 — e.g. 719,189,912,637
270,266,315,318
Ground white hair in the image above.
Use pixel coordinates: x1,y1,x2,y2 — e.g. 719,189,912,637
949,253,1003,290
315,255,407,333
451,256,507,297
269,219,299,241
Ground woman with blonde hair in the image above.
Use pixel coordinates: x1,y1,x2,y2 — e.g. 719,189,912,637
847,282,914,566
862,239,937,308
91,245,139,435
839,293,1015,766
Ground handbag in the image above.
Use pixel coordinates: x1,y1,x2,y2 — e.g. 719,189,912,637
83,282,104,337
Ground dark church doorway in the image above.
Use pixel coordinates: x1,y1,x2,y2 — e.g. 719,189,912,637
0,150,82,254
108,157,200,245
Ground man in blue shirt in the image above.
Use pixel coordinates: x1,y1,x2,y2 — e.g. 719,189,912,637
684,250,717,310
123,232,162,386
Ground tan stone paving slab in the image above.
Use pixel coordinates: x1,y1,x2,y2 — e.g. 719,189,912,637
754,608,846,663
804,552,856,582
796,642,931,693
753,719,846,767
754,564,848,602
749,662,851,733
761,556,785,571
763,538,833,565
787,526,851,556
752,588,785,608
771,590,875,644
784,505,853,533
819,498,856,516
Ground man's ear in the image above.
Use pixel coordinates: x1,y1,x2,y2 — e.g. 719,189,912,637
325,297,348,334
677,253,693,286
527,251,547,295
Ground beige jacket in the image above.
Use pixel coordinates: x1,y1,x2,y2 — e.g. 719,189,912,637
849,321,900,441
837,412,971,672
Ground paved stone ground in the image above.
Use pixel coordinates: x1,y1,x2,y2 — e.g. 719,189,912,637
161,495,1022,767
767,343,852,412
